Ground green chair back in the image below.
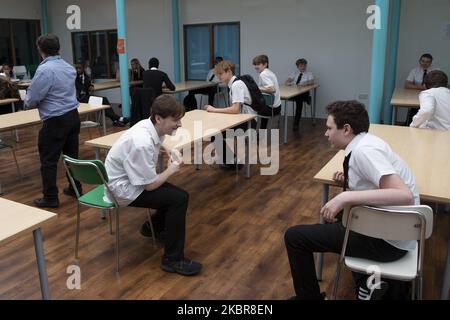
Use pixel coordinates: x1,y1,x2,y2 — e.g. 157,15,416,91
26,64,38,78
63,155,108,185
262,93,274,107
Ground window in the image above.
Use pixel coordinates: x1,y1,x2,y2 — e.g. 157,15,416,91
71,29,118,79
0,19,41,69
184,22,240,81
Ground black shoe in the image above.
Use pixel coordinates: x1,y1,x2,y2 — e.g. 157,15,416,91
160,257,202,276
220,163,244,171
63,187,82,198
33,198,59,208
139,221,165,242
113,120,126,127
357,281,389,300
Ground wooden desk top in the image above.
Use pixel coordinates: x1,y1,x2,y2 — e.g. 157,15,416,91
85,109,256,150
390,88,420,108
313,124,450,203
280,83,319,100
0,198,56,245
163,81,218,94
93,80,143,91
0,103,110,132
0,98,20,106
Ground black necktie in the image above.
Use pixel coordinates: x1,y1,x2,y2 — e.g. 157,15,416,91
296,73,303,85
421,70,427,86
343,152,352,191
209,73,215,82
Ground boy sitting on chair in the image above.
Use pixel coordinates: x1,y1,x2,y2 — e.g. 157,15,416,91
284,100,419,300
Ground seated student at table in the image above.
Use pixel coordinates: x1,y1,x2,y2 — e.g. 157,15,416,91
285,58,315,131
205,60,257,169
410,70,450,131
143,57,176,97
104,94,202,276
1,63,15,80
0,75,20,115
183,56,223,111
284,100,419,300
253,54,281,129
75,61,128,127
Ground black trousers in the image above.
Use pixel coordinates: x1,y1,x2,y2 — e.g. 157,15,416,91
38,108,81,200
129,182,189,261
188,87,217,107
293,92,311,125
258,104,281,129
284,222,408,300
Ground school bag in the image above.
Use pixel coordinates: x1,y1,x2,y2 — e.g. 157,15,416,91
233,75,265,113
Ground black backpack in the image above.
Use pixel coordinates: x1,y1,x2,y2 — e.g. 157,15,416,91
233,75,265,113
183,93,198,111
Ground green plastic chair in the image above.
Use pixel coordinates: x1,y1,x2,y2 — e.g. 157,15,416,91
258,93,280,130
0,139,22,194
62,155,156,272
26,64,38,78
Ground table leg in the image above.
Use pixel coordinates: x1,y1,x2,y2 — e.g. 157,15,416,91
245,120,251,179
316,184,329,281
312,87,317,124
392,106,397,125
33,228,51,300
102,109,106,135
95,147,100,160
11,102,19,142
284,101,288,144
441,235,450,300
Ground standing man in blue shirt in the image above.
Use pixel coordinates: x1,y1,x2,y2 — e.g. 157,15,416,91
25,34,82,208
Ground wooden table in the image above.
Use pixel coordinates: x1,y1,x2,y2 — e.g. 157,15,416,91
85,109,256,178
0,98,20,106
0,103,111,136
390,88,420,125
280,84,319,144
163,80,218,94
93,80,143,92
312,124,450,299
0,198,57,299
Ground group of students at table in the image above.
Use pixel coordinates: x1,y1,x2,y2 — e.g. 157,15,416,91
2,32,449,300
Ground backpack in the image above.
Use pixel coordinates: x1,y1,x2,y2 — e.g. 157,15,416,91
183,93,198,111
233,75,265,113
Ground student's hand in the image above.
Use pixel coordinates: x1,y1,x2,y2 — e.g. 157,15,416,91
320,193,346,223
206,105,216,112
167,158,182,175
170,149,183,164
333,171,345,185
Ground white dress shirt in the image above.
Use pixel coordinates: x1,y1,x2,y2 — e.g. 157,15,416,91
258,68,281,107
410,87,450,130
104,119,164,207
406,67,437,86
345,133,420,251
206,68,219,82
228,75,256,115
288,70,314,86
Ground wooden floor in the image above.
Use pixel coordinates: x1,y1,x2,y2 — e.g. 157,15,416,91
0,117,448,300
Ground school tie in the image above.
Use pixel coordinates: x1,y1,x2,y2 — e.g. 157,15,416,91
209,73,215,82
421,70,428,86
296,72,303,85
343,152,352,191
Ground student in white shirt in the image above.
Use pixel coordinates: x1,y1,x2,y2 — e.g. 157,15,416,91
205,60,257,169
252,54,281,129
285,58,315,131
410,70,450,131
183,56,223,110
104,94,202,276
405,53,436,91
285,100,418,300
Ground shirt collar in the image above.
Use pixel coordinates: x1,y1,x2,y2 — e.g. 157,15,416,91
150,67,158,71
228,75,237,89
40,55,61,65
344,132,367,156
147,119,164,145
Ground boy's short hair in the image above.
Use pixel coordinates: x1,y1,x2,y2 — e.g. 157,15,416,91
252,55,269,67
148,57,159,69
150,94,185,123
420,53,433,62
214,60,235,75
296,58,308,67
424,70,448,89
214,56,224,64
36,33,60,56
326,100,370,135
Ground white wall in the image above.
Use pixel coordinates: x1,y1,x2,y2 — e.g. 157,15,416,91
397,0,450,86
0,0,40,19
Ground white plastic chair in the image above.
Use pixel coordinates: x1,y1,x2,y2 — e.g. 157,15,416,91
333,205,433,300
13,66,27,79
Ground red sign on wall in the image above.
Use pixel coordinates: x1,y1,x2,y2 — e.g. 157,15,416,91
117,39,125,54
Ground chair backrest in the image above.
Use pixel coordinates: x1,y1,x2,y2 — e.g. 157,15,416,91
343,205,433,241
62,155,109,185
13,66,27,78
262,93,274,107
26,64,38,78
